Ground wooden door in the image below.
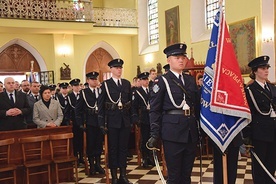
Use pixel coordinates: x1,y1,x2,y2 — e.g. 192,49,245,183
0,44,40,73
85,47,113,82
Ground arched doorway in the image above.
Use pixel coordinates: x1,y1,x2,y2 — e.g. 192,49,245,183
0,44,41,82
0,44,41,73
85,47,113,82
85,41,120,82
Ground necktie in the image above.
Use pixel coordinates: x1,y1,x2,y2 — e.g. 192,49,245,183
10,93,15,105
264,84,270,92
178,74,184,86
117,80,122,90
34,95,39,101
146,88,149,94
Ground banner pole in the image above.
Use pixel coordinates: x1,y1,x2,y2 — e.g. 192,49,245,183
222,154,228,184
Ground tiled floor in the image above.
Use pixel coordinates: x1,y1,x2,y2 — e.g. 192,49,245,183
63,154,255,184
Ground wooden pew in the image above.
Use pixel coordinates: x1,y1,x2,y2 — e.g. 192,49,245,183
0,126,73,184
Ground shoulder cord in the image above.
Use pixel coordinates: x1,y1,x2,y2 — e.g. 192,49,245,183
171,78,191,99
162,76,185,108
67,96,75,109
56,96,65,109
135,90,149,107
82,90,97,109
247,87,272,115
104,81,121,104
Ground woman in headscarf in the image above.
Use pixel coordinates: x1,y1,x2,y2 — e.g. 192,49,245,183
33,85,63,128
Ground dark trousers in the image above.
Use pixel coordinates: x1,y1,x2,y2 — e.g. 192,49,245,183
72,124,84,156
86,125,104,157
140,123,150,158
163,140,197,184
108,126,131,168
213,145,239,184
252,135,276,184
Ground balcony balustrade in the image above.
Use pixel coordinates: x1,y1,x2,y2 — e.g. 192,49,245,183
0,0,137,27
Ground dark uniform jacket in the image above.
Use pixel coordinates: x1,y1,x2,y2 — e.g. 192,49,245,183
57,93,69,125
98,78,132,128
0,90,31,131
245,81,276,142
65,91,79,124
150,71,200,143
131,87,150,125
75,88,99,127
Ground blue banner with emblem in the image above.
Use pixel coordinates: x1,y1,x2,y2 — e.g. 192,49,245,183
200,10,251,152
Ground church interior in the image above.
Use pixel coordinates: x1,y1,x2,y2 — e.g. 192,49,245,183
0,0,275,183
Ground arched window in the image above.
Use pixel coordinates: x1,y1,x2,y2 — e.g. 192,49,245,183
148,0,159,45
138,0,159,54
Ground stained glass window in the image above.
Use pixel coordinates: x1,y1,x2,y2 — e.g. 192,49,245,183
148,0,159,45
206,0,225,29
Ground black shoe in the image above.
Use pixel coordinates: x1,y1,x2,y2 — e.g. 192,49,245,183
112,178,118,184
119,167,132,184
147,158,155,166
127,153,133,159
142,159,149,168
94,164,105,174
111,168,118,184
95,156,105,174
118,176,132,184
78,158,85,164
88,157,96,175
89,167,96,176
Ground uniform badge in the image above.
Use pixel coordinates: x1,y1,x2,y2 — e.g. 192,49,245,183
152,84,160,93
132,95,135,100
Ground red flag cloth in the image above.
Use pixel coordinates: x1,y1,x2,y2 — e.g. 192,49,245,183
210,13,251,119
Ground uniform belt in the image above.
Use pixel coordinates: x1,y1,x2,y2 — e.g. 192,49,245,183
164,109,194,116
86,108,98,115
105,101,131,110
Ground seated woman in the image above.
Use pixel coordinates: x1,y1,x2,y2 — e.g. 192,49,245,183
33,85,63,128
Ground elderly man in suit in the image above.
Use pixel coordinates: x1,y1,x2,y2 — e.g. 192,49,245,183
33,85,63,128
0,77,31,131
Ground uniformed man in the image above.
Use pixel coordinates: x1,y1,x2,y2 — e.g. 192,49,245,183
48,84,57,100
65,78,84,165
147,43,200,184
57,82,69,126
131,72,154,167
98,59,132,184
75,72,105,175
245,55,276,184
148,68,157,92
163,64,170,74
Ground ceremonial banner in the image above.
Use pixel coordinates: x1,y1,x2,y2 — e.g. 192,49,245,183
200,10,251,152
28,61,36,83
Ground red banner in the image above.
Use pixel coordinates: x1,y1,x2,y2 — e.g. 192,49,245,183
210,12,251,119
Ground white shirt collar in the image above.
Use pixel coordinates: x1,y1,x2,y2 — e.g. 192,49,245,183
170,70,182,78
142,86,148,93
89,86,96,92
255,79,266,89
112,77,121,85
6,90,15,96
